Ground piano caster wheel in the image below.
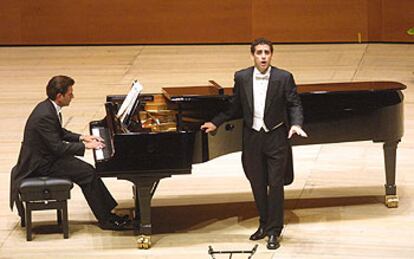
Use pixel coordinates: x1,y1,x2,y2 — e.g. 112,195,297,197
385,195,399,208
137,235,151,249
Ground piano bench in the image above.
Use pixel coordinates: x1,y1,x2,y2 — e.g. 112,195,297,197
18,177,73,241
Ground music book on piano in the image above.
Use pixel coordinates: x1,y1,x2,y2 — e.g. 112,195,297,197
117,80,143,126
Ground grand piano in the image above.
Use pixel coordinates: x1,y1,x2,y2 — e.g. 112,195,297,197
90,80,405,248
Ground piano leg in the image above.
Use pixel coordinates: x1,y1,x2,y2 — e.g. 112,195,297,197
121,175,169,249
383,140,400,208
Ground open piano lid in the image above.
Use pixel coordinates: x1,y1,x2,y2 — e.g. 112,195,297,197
162,80,406,100
162,80,233,102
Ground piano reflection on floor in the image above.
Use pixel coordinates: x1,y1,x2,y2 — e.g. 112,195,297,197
90,80,405,248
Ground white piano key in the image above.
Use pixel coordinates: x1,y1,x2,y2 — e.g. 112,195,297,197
91,128,104,161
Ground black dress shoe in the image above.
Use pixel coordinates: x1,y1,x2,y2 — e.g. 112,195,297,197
267,234,280,250
249,227,266,240
109,213,131,223
98,218,129,231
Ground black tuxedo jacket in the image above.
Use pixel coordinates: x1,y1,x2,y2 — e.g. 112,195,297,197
10,99,84,210
211,66,303,129
211,66,304,185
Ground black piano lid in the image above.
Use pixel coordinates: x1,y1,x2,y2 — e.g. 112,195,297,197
106,94,154,103
162,80,230,102
162,81,406,101
298,81,406,109
297,81,406,94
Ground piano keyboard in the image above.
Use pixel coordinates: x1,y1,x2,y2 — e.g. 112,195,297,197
91,127,112,161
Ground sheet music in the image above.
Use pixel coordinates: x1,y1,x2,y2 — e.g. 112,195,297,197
116,80,143,124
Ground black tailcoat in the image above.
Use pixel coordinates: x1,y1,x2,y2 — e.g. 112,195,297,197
211,66,303,185
211,66,304,233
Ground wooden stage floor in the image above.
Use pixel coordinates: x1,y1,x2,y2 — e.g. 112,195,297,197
0,43,413,258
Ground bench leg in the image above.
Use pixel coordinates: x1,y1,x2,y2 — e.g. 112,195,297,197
25,203,33,241
16,199,26,227
62,201,69,239
57,209,62,225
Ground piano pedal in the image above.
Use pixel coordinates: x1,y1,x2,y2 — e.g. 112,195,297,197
385,195,399,208
137,235,151,249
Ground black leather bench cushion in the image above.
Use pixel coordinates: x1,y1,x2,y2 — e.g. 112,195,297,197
19,177,73,201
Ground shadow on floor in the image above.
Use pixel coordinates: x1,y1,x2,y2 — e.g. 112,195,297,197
147,194,384,234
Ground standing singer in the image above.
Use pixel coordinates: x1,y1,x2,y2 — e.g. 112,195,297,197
201,38,307,249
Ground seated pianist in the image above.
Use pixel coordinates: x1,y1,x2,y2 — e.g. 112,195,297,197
10,75,130,231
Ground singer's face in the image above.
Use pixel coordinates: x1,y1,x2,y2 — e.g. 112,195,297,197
251,44,273,73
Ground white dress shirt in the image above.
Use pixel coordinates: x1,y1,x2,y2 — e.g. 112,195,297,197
252,67,271,132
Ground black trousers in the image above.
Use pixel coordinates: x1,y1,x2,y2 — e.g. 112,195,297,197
242,126,288,235
34,156,117,222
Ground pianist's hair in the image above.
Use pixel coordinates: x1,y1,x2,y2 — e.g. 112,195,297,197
250,38,273,54
46,75,75,100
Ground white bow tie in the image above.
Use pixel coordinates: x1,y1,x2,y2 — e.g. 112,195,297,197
255,74,269,80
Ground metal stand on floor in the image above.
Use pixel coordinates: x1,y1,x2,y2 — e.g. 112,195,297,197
208,244,258,259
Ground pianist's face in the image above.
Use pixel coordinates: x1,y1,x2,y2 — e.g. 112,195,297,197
56,85,74,107
251,44,273,74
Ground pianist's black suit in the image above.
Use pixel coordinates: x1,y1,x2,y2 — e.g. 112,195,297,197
211,66,303,235
10,99,117,222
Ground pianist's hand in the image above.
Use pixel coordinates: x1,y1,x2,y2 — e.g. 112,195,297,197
288,125,308,139
200,122,217,133
81,135,104,143
85,140,106,150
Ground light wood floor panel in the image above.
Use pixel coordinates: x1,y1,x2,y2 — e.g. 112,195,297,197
0,43,413,258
